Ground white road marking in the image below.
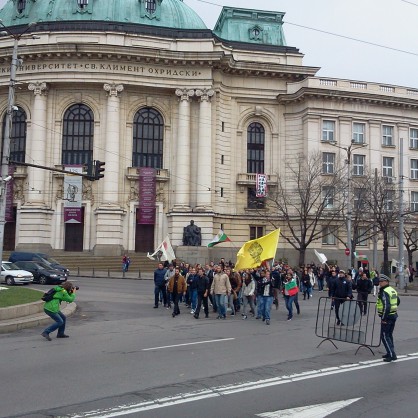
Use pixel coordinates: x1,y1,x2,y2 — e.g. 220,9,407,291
69,353,418,418
256,398,362,417
141,337,235,351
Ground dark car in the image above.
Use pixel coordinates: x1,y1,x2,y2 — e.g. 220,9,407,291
12,261,67,285
9,252,70,276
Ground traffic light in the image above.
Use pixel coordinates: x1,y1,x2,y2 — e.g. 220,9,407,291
94,160,105,180
86,160,94,181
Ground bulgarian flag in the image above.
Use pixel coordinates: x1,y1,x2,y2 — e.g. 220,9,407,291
208,230,231,247
354,251,368,261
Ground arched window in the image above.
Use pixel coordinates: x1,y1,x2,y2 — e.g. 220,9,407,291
133,107,164,168
247,122,265,173
17,0,26,14
62,104,94,165
145,0,156,14
2,107,27,163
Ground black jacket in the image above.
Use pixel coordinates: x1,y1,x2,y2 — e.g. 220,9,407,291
196,274,210,294
331,277,353,299
356,278,373,294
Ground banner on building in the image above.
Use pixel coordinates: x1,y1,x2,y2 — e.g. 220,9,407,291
137,167,156,224
64,166,82,223
256,173,267,198
5,165,14,222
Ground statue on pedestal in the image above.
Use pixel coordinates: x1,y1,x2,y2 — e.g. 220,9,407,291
183,220,201,246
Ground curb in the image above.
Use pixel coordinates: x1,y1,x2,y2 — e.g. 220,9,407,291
0,302,77,334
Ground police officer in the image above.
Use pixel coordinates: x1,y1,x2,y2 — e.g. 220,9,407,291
377,275,399,362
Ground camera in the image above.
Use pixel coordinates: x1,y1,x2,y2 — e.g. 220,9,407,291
70,286,79,293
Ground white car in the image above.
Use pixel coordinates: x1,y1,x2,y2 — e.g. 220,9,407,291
1,261,34,286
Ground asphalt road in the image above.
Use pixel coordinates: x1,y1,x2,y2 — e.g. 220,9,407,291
1,277,417,418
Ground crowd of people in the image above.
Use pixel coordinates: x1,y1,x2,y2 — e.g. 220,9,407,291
152,259,386,324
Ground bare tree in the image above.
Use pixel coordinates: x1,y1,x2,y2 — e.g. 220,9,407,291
361,172,400,275
266,152,345,266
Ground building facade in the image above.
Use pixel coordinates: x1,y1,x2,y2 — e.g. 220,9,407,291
0,0,417,267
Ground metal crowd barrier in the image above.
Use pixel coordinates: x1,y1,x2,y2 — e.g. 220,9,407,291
315,296,381,355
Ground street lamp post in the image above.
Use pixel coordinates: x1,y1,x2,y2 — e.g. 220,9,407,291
331,141,367,270
0,22,36,266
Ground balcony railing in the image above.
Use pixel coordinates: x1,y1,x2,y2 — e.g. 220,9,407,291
126,167,169,182
236,173,278,186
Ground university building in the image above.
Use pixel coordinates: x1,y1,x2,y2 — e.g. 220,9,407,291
0,0,417,266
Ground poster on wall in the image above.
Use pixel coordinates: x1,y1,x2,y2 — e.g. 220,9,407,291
64,166,82,223
256,173,268,198
137,167,156,224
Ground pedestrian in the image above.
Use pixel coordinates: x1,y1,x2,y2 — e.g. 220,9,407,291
41,281,76,341
210,265,231,319
167,268,187,317
356,272,373,315
302,267,312,300
226,267,241,316
241,270,256,319
317,267,325,292
187,266,198,314
125,256,131,272
283,272,300,321
257,270,274,325
372,269,380,296
194,267,210,319
122,254,127,272
377,276,400,362
330,270,353,326
153,262,167,308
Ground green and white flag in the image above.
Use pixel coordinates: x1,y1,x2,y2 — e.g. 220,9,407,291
208,230,231,247
354,251,368,261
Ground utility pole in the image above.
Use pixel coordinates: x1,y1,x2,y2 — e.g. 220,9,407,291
398,138,406,291
331,141,367,270
0,22,36,266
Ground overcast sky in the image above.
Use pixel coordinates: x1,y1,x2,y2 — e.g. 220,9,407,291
0,0,416,88
187,0,418,88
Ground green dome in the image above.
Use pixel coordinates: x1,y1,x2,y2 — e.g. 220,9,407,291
0,0,207,30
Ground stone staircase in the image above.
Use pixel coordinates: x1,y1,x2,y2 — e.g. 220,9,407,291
3,251,157,275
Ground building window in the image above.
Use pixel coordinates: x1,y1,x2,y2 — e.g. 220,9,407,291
145,0,156,14
247,187,265,209
2,106,26,163
250,226,264,240
352,122,366,144
77,0,88,8
382,125,394,146
388,230,396,247
249,26,263,41
133,107,164,168
382,157,394,178
322,120,335,142
354,188,366,211
322,152,335,174
384,190,394,212
356,227,368,247
410,128,418,149
411,191,418,213
352,154,365,176
411,159,418,180
322,226,337,245
247,122,265,174
62,104,94,165
322,186,334,209
17,0,26,14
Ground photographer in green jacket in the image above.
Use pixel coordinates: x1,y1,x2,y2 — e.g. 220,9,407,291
41,281,77,341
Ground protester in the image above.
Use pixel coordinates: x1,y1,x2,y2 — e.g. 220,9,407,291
356,272,373,315
210,265,231,319
194,267,210,319
241,270,256,319
167,268,187,317
330,270,353,326
153,262,167,308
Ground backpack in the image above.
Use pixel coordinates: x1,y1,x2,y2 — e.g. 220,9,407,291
41,288,57,302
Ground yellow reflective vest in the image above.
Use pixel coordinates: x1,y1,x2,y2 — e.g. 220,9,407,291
377,285,398,318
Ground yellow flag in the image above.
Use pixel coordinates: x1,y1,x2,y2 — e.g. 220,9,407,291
234,229,280,271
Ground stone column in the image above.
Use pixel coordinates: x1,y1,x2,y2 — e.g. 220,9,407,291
103,83,123,205
195,88,214,211
174,88,194,211
27,82,48,204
